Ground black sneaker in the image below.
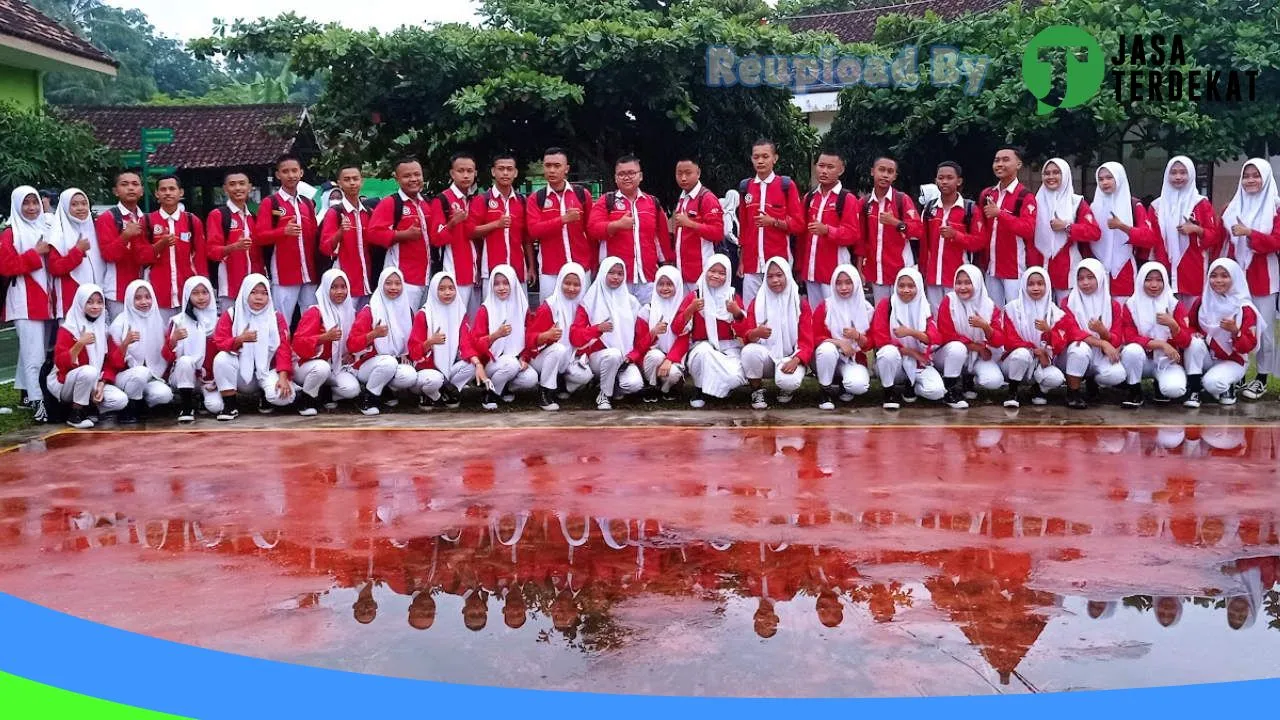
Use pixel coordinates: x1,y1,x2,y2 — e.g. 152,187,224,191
1219,383,1238,406
538,388,560,412
1003,381,1021,409
297,392,319,417
417,392,433,411
944,382,970,410
1121,383,1145,409
1066,388,1088,410
689,389,706,409
1153,390,1172,405
357,389,381,416
257,395,274,414
66,406,94,430
216,395,240,422
118,399,139,425
440,384,462,409
818,384,840,411
177,388,196,423
482,391,501,411
882,386,902,411
642,387,661,404
1085,377,1100,401
902,385,918,403
962,375,978,401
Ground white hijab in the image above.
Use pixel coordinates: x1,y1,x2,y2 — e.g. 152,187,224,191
230,273,281,384
1153,156,1205,288
1005,266,1062,345
423,271,466,369
110,279,168,378
946,263,995,343
1091,162,1134,278
1066,257,1113,334
642,265,684,353
61,282,107,369
316,268,355,367
889,267,930,352
1228,562,1265,631
54,188,105,286
482,264,527,359
1199,257,1258,354
7,186,51,290
754,256,801,359
1222,158,1278,272
545,262,586,353
582,256,638,352
696,253,736,350
823,264,872,345
369,266,412,357
170,275,217,366
1033,158,1083,260
1126,262,1176,341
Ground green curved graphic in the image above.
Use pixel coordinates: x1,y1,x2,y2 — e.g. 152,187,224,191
0,671,190,719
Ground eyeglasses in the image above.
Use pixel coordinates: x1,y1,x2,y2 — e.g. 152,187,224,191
616,170,641,178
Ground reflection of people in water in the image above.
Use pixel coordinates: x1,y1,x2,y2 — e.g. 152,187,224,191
1225,556,1276,630
754,598,779,638
816,589,843,628
408,591,436,630
353,582,378,624
462,589,489,631
503,586,528,629
1086,600,1118,619
551,589,580,637
1154,596,1183,627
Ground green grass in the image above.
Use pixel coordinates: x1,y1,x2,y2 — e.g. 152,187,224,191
0,384,34,437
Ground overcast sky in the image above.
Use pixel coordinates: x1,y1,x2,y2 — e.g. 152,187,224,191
111,0,482,40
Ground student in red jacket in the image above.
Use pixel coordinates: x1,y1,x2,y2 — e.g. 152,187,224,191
48,188,105,318
1183,258,1260,406
1060,258,1128,409
526,147,596,303
639,266,689,401
571,256,647,410
95,172,152,318
369,159,433,309
108,279,175,423
1119,262,1192,408
871,267,945,409
1220,158,1280,400
409,271,480,410
739,257,813,409
164,276,221,422
1033,159,1101,300
797,150,860,304
920,161,983,308
976,146,1038,307
1148,155,1224,302
292,268,361,416
1,186,54,407
206,171,265,312
524,262,594,408
470,265,538,409
812,264,874,410
861,156,924,303
319,165,375,308
671,157,724,291
347,267,420,415
211,274,296,420
1090,162,1148,301
933,264,1006,409
47,284,128,428
588,155,672,304
1001,266,1069,408
432,152,481,313
737,139,805,305
677,253,748,407
471,153,530,295
256,153,320,324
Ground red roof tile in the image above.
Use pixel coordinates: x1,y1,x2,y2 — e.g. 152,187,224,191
0,0,116,68
784,0,1019,44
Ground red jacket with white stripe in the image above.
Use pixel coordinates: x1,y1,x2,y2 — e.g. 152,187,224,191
206,205,266,300
431,185,480,287
1059,299,1129,347
920,198,984,288
406,309,479,371
52,326,121,383
255,191,319,287
1185,299,1259,364
470,189,528,283
142,209,207,309
974,181,1038,281
1122,302,1193,354
737,174,805,275
672,291,744,346
1224,207,1280,296
588,191,673,285
936,296,1007,351
0,228,53,321
569,305,651,364
525,184,596,276
796,185,861,285
46,243,90,318
470,306,535,364
161,326,215,379
735,298,816,364
368,191,434,286
1097,200,1156,298
869,297,941,352
291,306,342,364
811,302,871,366
346,305,406,370
1043,200,1103,292
1140,199,1223,296
671,185,725,284
999,309,1073,356
859,188,924,286
319,200,375,297
95,205,152,303
212,310,293,373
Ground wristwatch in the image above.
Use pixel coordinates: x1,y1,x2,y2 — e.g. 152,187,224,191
896,222,907,233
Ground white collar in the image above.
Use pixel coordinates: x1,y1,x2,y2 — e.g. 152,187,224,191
939,193,964,212
398,189,423,203
616,189,644,203
547,182,571,196
998,178,1020,195
872,187,894,204
448,184,468,199
818,181,843,197
755,173,777,185
680,182,704,200
226,200,248,215
116,202,141,218
341,197,363,213
490,186,516,200
159,207,182,221
278,188,299,204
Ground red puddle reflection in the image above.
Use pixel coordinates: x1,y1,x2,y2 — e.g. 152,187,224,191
0,426,1278,696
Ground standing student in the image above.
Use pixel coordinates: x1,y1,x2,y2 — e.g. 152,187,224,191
1147,155,1223,302
108,279,175,423
319,165,375,308
432,152,481,313
739,257,813,410
671,157,725,292
571,256,647,410
920,162,983,308
1001,266,1069,408
812,264,874,410
256,153,320,323
409,271,480,410
369,158,434,309
524,262,594,409
143,175,207,321
638,265,689,401
1090,162,1148,300
211,274,296,420
291,268,361,416
976,146,1038,306
796,150,860,304
470,153,530,297
48,188,105,318
736,138,804,305
1120,262,1192,408
206,171,265,313
470,264,538,409
48,284,127,429
933,264,1006,409
870,267,946,410
1221,158,1280,400
347,267,420,415
1183,258,1260,406
860,156,924,303
526,148,595,303
1033,158,1101,299
164,276,221,423
95,172,152,319
1,186,54,412
588,156,672,304
674,253,747,407
1060,258,1128,409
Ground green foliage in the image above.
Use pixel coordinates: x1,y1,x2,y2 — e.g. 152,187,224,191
0,103,112,205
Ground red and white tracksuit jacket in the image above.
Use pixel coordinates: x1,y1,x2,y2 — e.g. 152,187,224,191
212,310,294,372
143,209,207,309
737,174,804,274
811,302,871,365
291,305,342,364
588,191,673,284
920,198,984,287
95,204,152,303
975,180,1039,281
319,200,375,297
525,185,596,276
936,296,1007,350
52,327,122,383
0,228,53,321
671,184,725,284
796,184,861,285
369,191,434,287
869,298,941,353
406,310,479,371
569,305,651,363
470,188,528,283
1059,299,1130,347
1140,198,1223,296
1043,201,1102,292
432,184,480,287
206,203,265,300
1185,299,1259,364
736,298,817,364
1096,201,1157,298
860,188,924,286
470,306,535,364
1223,206,1280,296
255,190,319,286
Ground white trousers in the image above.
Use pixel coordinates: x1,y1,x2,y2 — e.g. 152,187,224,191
805,282,831,305
456,284,478,318
1062,342,1126,386
400,283,426,314
106,301,127,322
984,276,1020,308
1002,347,1066,392
212,352,295,405
355,355,418,395
743,273,764,306
1252,293,1278,376
1120,344,1187,398
629,282,654,305
874,345,945,400
114,366,174,406
417,360,476,399
588,348,644,396
167,357,224,413
272,283,318,326
814,342,871,395
686,341,745,398
530,343,568,390
47,366,127,411
484,356,537,395
642,347,685,392
294,359,359,400
740,343,805,392
1202,359,1247,398
932,341,1005,389
14,318,49,394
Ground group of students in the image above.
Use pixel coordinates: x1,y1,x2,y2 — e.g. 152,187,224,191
2,141,1276,428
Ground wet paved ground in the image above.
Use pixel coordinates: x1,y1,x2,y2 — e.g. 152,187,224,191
0,419,1278,697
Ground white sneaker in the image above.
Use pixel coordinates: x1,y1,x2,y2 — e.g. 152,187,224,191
1031,393,1049,406
947,398,970,410
1240,378,1267,400
777,391,794,404
502,393,515,403
385,397,400,408
839,393,854,402
596,391,613,411
750,389,768,410
963,390,979,401
1002,398,1020,409
298,406,318,417
1183,391,1201,408
818,400,835,411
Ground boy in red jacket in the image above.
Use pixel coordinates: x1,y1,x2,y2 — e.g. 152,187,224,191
470,152,530,297
797,150,861,304
256,153,319,325
526,147,595,303
671,157,725,292
737,138,804,305
432,152,481,314
861,156,924,303
143,174,207,321
588,155,672,304
368,158,434,309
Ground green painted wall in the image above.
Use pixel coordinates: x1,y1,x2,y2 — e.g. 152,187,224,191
0,64,41,108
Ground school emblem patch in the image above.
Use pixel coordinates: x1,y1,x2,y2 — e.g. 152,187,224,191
153,224,164,234
402,206,412,216
615,199,627,211
488,199,499,209
543,199,553,209
451,203,462,212
744,194,753,204
230,220,238,230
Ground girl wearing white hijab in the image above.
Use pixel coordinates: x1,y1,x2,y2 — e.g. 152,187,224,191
740,257,811,410
1184,257,1260,405
933,263,1006,409
2,186,55,407
1153,596,1184,629
525,262,594,409
346,266,419,415
1061,258,1127,408
1119,262,1191,407
410,271,479,409
291,268,361,416
211,274,296,420
1090,162,1146,300
571,256,645,410
47,188,106,318
638,265,688,400
1221,158,1280,400
1033,158,1101,299
1001,266,1067,407
46,283,128,428
109,279,175,423
1149,156,1223,301
676,253,747,407
813,264,874,409
871,267,945,409
471,264,538,409
166,276,222,422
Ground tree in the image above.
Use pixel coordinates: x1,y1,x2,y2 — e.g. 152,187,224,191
0,104,113,205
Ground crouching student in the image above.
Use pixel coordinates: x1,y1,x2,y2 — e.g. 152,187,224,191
1119,262,1192,408
291,269,361,416
871,268,945,410
933,264,1006,409
675,253,748,408
739,257,813,410
165,276,221,422
525,262,594,410
211,274,296,420
347,267,420,415
571,256,647,410
1001,267,1069,407
409,271,479,410
109,279,175,423
812,264,874,410
638,266,689,402
1061,258,1128,409
1183,258,1260,407
49,284,128,428
470,264,538,410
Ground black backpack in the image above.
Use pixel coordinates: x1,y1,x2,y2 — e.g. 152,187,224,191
921,197,977,230
736,176,795,204
803,187,853,222
534,184,588,211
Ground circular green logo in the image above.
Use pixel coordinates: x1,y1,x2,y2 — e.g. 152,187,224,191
1022,25,1105,115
